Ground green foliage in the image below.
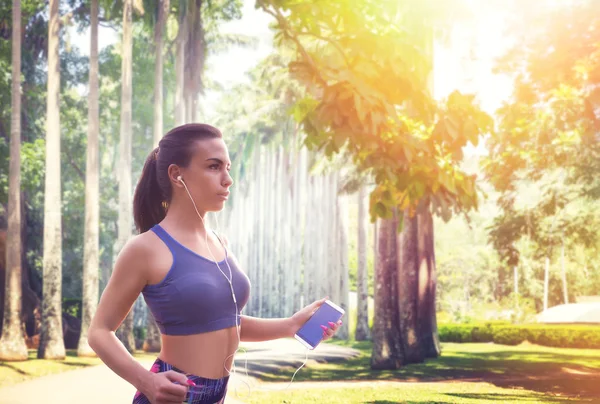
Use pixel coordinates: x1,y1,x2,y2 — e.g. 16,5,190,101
492,326,526,346
483,1,600,267
62,298,82,319
258,0,493,224
439,323,600,349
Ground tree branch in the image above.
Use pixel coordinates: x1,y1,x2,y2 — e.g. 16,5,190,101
260,2,328,89
66,153,85,182
296,32,351,69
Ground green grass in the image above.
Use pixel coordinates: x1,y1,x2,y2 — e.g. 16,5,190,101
239,341,600,403
0,349,156,388
241,382,579,404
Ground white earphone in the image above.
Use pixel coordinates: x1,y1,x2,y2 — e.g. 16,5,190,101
176,174,308,398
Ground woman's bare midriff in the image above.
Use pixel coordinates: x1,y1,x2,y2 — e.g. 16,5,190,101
143,229,239,379
158,326,240,379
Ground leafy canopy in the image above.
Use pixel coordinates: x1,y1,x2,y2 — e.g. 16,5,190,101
257,0,493,223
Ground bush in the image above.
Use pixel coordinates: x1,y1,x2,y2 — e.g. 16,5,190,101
439,323,600,349
471,324,494,342
492,326,526,345
438,324,473,342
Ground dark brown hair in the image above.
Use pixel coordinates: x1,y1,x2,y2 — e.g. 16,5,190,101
133,123,223,233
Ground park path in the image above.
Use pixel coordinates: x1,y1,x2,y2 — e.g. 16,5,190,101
0,339,360,404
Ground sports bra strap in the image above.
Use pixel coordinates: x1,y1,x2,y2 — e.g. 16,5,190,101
150,224,179,253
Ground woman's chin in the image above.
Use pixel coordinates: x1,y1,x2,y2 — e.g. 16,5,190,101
209,201,227,212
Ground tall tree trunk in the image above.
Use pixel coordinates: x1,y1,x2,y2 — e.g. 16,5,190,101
0,0,28,361
416,204,440,359
184,0,204,122
335,188,350,340
256,147,264,316
77,0,100,357
371,215,403,369
39,0,65,359
543,257,550,311
355,184,370,341
143,312,161,352
514,266,519,311
175,8,186,125
145,0,168,350
561,238,568,304
328,174,338,304
398,212,424,364
153,0,169,146
115,0,135,353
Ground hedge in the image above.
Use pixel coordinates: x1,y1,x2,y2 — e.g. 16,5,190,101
439,323,600,349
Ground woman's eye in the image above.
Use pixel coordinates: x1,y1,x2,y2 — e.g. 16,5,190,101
209,164,220,170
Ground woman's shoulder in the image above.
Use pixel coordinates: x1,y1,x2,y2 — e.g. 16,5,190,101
115,230,164,267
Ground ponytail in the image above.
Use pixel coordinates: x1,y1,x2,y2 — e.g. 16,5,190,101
133,147,166,233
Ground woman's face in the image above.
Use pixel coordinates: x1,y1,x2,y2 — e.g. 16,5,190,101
175,138,233,212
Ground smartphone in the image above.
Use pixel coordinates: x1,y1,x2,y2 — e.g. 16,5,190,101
294,300,345,350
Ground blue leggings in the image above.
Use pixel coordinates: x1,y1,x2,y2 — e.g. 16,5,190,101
133,358,229,404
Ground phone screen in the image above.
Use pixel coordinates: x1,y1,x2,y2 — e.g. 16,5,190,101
296,302,344,348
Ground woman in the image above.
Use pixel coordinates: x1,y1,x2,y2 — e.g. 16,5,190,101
88,123,341,404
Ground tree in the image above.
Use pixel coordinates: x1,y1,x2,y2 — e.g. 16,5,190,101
115,0,135,353
258,0,492,368
484,1,600,310
355,184,370,341
152,0,169,147
0,0,28,361
38,0,66,360
77,0,100,357
174,0,243,122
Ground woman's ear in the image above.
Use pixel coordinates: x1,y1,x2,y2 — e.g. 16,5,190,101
167,164,183,186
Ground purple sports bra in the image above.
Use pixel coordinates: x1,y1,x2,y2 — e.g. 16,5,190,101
141,224,251,335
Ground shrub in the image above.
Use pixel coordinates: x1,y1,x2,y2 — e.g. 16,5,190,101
439,323,600,349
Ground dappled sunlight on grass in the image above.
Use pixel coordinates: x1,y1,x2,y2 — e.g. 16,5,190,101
244,341,600,401
242,381,586,404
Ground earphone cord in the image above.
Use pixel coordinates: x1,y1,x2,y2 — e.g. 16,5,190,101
180,178,307,398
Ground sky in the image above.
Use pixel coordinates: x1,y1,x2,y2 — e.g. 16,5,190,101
68,0,515,155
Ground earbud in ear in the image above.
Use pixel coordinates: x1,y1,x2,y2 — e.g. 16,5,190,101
177,175,183,182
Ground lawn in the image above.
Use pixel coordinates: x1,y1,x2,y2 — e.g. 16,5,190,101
238,341,600,404
0,349,156,388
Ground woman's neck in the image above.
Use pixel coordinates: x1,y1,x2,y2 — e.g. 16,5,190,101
162,198,210,236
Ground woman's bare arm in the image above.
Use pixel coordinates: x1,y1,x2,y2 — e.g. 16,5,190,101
87,235,186,397
239,315,295,342
240,298,340,342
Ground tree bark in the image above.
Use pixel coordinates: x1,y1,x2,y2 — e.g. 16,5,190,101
143,312,161,352
184,0,205,122
398,211,424,364
355,184,370,341
153,0,169,146
371,215,403,369
416,203,440,359
77,0,100,357
115,0,135,353
38,0,66,360
561,238,568,304
0,0,28,361
335,186,350,340
175,8,186,125
543,257,550,311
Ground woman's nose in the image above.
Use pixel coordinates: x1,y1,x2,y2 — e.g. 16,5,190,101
223,172,233,187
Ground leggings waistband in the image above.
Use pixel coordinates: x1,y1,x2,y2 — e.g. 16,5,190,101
133,357,229,404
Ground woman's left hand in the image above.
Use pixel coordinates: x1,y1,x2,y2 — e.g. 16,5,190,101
288,297,343,341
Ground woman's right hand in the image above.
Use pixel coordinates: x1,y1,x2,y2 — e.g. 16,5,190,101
144,370,195,404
